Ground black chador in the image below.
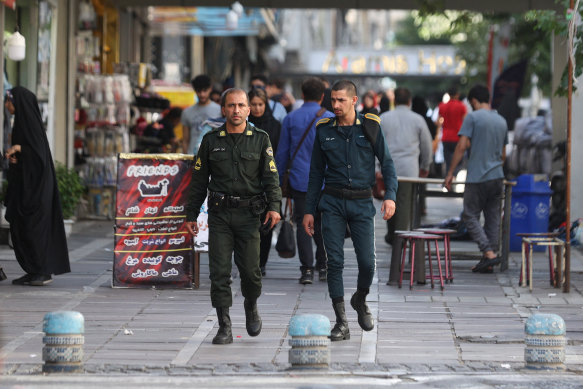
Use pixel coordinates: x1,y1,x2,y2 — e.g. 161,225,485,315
5,86,70,282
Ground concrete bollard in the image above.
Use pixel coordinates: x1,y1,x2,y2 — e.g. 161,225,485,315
288,314,331,369
524,313,566,370
42,311,85,373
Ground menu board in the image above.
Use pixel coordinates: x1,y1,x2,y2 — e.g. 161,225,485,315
193,199,208,252
113,153,194,288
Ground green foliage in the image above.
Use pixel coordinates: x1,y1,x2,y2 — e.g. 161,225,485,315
526,1,583,96
414,0,581,97
55,162,85,220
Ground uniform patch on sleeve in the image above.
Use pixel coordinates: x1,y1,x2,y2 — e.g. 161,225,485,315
266,146,274,157
194,157,202,170
269,160,278,173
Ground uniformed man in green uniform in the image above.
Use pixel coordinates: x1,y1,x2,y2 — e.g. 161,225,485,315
186,88,282,345
303,80,397,341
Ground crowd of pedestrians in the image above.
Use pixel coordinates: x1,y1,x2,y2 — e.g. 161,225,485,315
0,71,508,348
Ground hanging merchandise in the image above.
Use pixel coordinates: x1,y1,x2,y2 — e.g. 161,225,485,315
75,74,133,219
79,0,97,30
6,27,26,61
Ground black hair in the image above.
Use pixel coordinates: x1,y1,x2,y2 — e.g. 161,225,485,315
321,88,332,111
221,88,249,107
411,96,428,116
165,107,183,121
394,87,411,106
301,77,326,102
250,74,268,87
268,77,285,90
331,80,357,97
191,75,212,91
379,94,390,113
467,84,490,104
447,85,459,97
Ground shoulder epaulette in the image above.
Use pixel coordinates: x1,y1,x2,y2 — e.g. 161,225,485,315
364,113,381,124
253,127,268,136
362,113,381,147
316,117,332,128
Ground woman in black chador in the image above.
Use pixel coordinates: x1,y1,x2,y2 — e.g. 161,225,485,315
4,86,70,286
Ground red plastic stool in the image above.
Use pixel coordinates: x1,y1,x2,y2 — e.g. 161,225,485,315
415,228,456,283
397,231,445,290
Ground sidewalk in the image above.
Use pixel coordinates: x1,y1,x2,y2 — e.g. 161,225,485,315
0,196,582,381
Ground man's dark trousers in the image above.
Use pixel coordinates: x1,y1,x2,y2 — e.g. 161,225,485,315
208,207,262,308
318,194,376,299
292,189,326,272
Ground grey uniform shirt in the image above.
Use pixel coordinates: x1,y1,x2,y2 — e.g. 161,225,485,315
379,105,433,177
181,101,221,155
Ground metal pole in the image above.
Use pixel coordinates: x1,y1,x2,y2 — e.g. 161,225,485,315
564,0,575,293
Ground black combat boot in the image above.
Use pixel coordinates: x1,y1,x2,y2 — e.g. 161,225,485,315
244,298,262,337
350,288,374,331
212,307,233,344
330,299,350,341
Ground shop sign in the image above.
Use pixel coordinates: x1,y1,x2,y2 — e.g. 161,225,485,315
113,154,195,288
307,46,466,76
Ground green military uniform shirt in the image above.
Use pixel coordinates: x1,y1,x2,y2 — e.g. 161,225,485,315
186,122,282,221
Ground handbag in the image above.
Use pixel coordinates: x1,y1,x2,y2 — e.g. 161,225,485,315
281,107,326,198
275,198,296,258
372,171,386,200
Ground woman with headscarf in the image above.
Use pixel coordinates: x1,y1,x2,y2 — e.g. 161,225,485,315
360,90,379,116
248,88,281,276
4,86,70,286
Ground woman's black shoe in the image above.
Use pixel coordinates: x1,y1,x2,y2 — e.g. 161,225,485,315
29,274,53,286
12,274,33,285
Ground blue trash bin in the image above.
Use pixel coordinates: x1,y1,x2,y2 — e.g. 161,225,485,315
510,174,552,252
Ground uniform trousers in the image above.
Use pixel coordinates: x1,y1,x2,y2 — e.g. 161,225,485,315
208,207,262,308
318,194,377,299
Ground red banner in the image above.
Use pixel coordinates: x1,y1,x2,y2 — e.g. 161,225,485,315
113,154,194,288
1,0,16,10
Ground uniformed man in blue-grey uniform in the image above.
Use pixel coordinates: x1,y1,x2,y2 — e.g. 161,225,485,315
302,80,398,341
186,88,282,345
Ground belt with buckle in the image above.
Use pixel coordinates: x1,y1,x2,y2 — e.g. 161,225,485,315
209,192,261,208
323,186,372,200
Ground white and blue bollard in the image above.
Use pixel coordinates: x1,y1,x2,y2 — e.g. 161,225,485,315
524,313,566,370
288,314,331,369
42,311,85,373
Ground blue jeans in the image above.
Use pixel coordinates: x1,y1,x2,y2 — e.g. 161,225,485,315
462,179,503,254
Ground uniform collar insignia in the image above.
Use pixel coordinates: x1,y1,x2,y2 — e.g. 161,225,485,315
219,130,226,137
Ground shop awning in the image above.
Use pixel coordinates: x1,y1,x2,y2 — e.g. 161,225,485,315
148,7,268,36
1,0,15,10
